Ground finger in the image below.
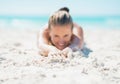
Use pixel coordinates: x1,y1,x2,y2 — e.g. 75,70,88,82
61,52,67,58
63,54,68,58
59,53,66,58
53,53,57,57
52,52,58,57
58,52,62,56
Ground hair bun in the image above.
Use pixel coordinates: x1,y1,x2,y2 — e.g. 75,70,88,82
59,7,69,13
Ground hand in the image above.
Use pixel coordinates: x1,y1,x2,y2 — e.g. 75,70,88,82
48,46,70,58
61,47,73,58
39,46,58,57
38,50,48,57
48,51,67,58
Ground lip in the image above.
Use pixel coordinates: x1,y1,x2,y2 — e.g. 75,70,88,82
58,41,65,46
58,43,64,46
57,43,65,49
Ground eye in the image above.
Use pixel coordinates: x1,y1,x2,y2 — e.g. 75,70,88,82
54,35,59,37
64,34,69,37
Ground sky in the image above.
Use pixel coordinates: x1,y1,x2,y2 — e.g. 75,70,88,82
0,0,120,16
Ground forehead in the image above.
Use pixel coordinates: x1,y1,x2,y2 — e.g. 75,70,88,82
50,25,72,32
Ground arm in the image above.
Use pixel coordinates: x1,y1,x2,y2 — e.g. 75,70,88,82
62,23,84,54
37,25,58,56
72,23,84,50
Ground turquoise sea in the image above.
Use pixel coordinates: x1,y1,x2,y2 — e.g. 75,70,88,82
0,15,120,30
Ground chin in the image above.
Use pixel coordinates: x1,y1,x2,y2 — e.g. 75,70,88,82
57,46,66,50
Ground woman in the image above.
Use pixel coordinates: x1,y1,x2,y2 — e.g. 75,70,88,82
37,7,84,57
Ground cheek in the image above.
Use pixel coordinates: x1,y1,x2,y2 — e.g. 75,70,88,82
65,38,71,42
51,36,59,43
65,35,72,41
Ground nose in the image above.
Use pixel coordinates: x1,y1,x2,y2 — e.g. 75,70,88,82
59,38,65,43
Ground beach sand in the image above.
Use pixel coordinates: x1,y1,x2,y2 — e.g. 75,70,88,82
0,28,120,84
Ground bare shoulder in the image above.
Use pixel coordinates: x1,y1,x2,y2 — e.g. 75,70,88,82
40,24,49,33
73,23,83,36
74,23,83,30
38,24,49,38
37,24,50,46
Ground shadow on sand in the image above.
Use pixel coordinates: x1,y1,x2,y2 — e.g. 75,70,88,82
82,45,93,58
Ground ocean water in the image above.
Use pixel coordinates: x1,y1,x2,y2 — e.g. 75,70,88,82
0,15,120,30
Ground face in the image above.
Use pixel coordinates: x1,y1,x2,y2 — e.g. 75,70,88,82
49,24,73,50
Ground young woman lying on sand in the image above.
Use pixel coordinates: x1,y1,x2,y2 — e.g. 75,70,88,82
37,7,84,57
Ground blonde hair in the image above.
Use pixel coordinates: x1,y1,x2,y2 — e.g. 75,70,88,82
48,7,73,29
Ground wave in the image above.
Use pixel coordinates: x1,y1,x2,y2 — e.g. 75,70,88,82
0,19,46,29
0,16,120,29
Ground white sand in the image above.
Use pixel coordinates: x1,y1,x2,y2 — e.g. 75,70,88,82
0,28,120,84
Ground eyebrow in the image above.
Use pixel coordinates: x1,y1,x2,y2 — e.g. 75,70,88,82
54,35,59,37
64,34,69,36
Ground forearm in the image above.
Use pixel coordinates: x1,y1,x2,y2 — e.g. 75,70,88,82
69,36,83,51
37,29,52,56
38,43,60,56
73,23,84,50
79,37,84,50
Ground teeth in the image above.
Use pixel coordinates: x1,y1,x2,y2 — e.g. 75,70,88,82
59,44,64,46
58,42,64,45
